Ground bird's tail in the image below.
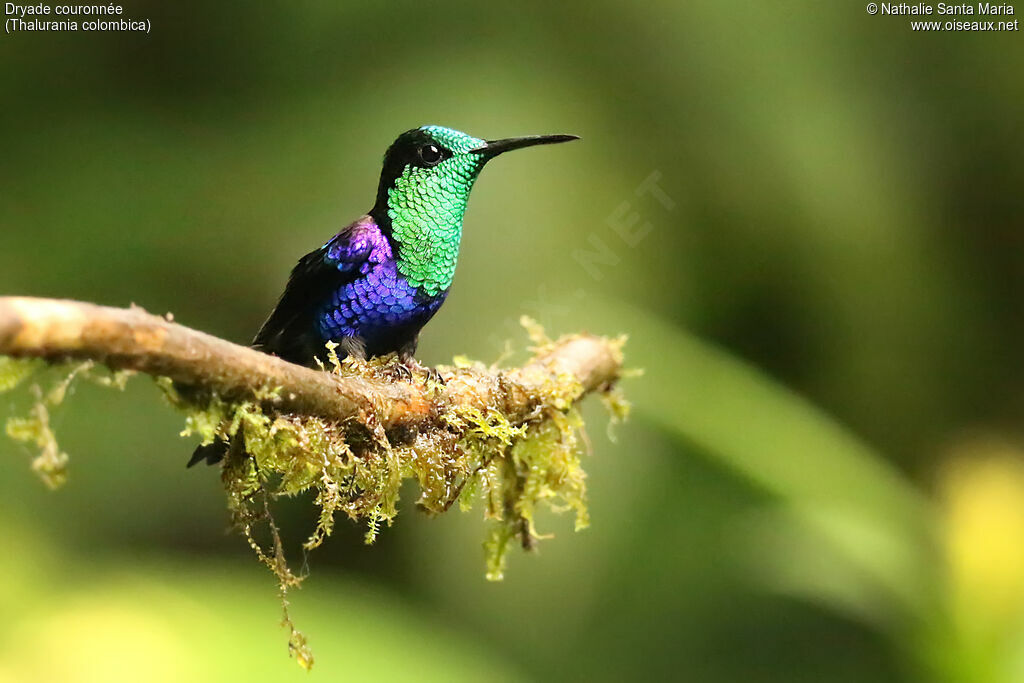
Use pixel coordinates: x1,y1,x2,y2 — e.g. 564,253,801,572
187,438,229,467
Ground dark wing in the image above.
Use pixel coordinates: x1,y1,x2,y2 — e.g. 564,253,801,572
188,217,374,468
251,217,374,366
250,245,337,365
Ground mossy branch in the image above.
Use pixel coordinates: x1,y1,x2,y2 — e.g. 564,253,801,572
0,295,628,670
0,297,622,429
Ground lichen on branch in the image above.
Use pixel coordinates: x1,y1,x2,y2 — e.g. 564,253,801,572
162,320,624,579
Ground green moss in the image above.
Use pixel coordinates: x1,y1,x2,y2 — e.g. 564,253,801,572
6,396,68,489
0,357,43,392
481,409,591,580
2,360,132,489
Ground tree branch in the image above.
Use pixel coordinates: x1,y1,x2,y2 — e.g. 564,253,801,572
0,297,623,430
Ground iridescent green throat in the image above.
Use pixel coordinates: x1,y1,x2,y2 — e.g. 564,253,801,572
387,128,487,296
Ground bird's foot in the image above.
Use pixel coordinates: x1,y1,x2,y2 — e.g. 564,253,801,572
425,365,446,385
397,356,446,385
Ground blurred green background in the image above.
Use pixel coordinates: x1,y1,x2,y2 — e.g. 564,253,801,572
1,2,1023,681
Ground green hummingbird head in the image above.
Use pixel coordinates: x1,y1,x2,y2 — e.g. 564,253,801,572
372,125,578,296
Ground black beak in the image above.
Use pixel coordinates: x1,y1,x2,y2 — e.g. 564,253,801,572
471,134,579,157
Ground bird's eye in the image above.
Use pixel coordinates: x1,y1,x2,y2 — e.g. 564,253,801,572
418,143,444,166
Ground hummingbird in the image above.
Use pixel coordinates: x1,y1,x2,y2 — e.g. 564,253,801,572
188,125,578,466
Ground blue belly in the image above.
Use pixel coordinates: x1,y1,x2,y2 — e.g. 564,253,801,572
317,261,446,352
